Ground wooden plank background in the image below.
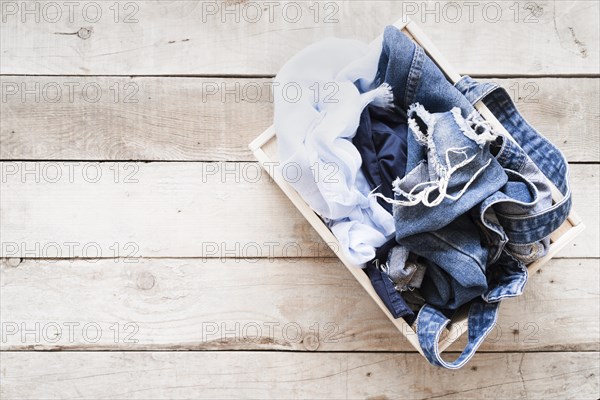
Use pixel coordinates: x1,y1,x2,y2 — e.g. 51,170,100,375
1,258,598,352
1,1,598,399
1,1,598,75
1,352,598,399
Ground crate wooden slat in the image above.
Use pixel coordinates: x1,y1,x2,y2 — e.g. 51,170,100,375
249,18,585,356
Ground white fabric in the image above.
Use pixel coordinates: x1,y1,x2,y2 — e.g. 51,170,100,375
273,37,395,267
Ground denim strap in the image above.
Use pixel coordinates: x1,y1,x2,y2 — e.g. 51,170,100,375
417,299,499,369
455,75,572,243
454,77,499,106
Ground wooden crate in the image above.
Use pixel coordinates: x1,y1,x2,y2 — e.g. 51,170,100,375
249,18,585,357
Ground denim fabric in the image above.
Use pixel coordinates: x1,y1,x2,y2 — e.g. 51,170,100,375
417,250,527,369
386,246,427,291
388,105,504,310
456,76,564,263
483,250,528,303
378,26,572,369
364,239,414,320
378,26,473,114
402,213,489,310
393,105,507,239
364,263,414,320
417,300,499,369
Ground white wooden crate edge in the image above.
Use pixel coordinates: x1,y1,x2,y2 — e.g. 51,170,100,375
249,18,585,356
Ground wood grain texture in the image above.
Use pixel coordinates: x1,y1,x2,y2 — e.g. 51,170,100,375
1,1,598,76
0,76,273,161
1,163,596,259
1,0,598,394
1,77,598,162
1,351,598,399
1,257,597,352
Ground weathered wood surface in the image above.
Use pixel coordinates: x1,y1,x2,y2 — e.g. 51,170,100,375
0,1,597,397
1,163,597,259
1,257,597,352
0,76,272,161
1,1,598,76
1,351,598,399
1,77,598,162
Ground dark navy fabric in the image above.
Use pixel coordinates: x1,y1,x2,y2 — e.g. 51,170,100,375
354,32,413,321
403,212,489,310
363,238,415,321
353,85,409,214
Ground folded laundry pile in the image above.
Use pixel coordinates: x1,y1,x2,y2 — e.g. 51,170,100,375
273,25,572,369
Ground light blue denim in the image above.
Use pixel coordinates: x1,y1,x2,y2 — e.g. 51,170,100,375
378,26,572,369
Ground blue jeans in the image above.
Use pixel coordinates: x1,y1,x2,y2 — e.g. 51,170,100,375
378,26,572,368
